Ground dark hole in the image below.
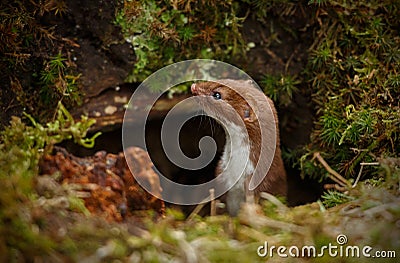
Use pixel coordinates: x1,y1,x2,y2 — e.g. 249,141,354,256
61,95,323,214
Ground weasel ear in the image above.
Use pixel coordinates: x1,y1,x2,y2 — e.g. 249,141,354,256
246,79,254,85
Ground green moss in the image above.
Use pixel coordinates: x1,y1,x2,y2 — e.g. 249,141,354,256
115,0,246,82
321,190,355,208
1,1,84,123
261,73,300,106
0,103,100,261
38,53,82,107
293,0,400,189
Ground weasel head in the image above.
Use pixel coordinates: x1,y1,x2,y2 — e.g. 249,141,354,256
191,79,263,125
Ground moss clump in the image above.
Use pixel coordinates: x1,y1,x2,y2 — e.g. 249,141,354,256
0,119,55,260
229,0,400,207
0,1,83,123
298,0,400,185
261,73,300,107
115,0,247,82
0,103,100,261
36,53,82,108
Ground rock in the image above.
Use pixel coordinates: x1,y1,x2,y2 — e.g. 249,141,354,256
39,146,164,222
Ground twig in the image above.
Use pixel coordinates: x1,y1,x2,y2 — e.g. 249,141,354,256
324,183,347,192
245,175,255,204
62,37,80,48
210,188,216,216
240,204,308,235
352,162,380,188
317,200,326,212
259,192,288,212
187,202,206,221
313,152,350,187
188,188,217,221
264,48,285,66
285,50,296,73
238,225,280,243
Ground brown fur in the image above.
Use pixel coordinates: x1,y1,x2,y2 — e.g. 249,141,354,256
191,79,287,200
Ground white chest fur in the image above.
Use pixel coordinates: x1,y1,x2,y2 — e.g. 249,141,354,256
218,122,255,215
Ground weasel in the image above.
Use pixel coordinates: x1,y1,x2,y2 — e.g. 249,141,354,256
191,79,287,215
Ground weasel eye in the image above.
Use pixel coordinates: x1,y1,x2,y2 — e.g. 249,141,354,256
212,92,222,100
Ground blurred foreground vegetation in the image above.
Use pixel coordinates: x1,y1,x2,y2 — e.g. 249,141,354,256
1,0,399,262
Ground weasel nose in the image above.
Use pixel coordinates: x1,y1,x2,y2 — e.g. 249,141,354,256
190,83,197,94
